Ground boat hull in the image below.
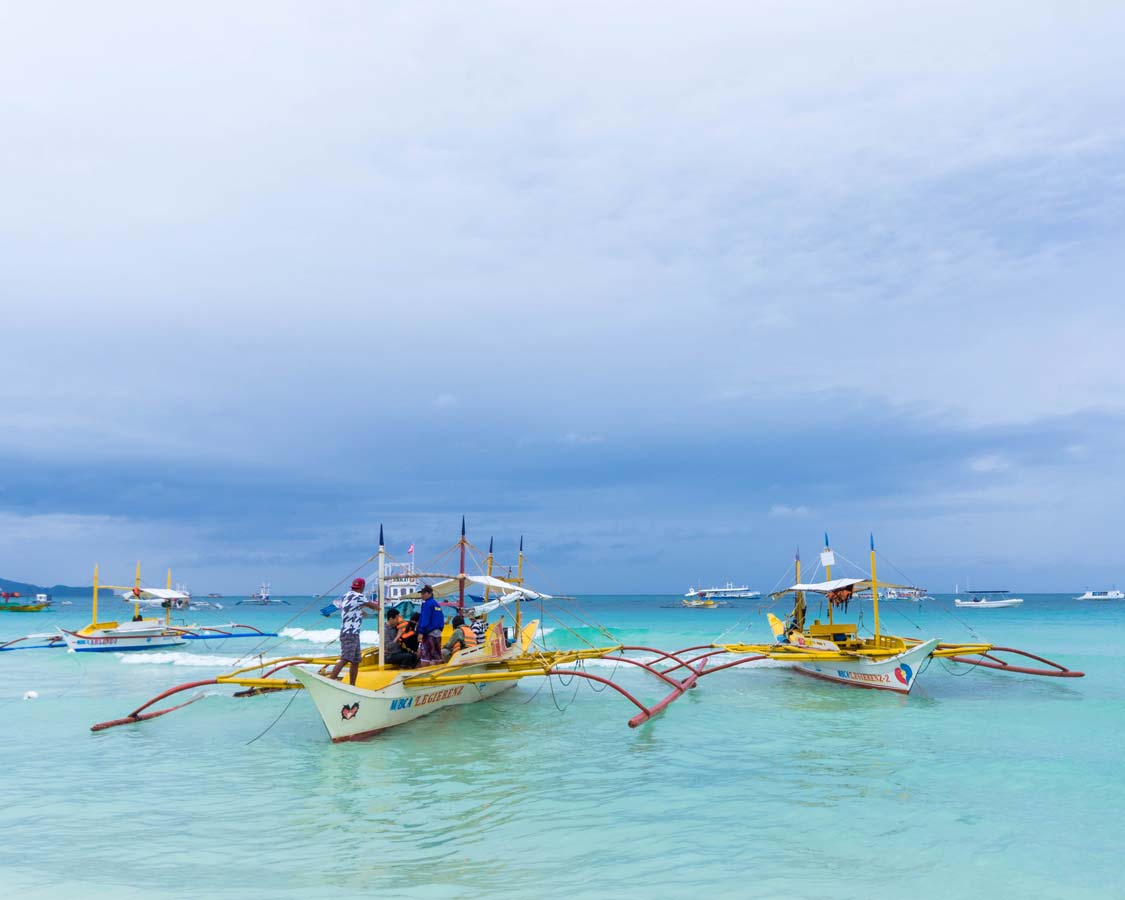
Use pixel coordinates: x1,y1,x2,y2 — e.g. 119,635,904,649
292,667,518,742
60,629,186,652
791,638,939,694
954,599,1023,608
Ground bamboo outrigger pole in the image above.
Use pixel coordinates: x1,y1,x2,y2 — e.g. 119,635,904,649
378,525,386,669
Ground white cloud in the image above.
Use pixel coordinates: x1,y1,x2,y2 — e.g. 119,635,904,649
769,504,811,518
968,454,1011,473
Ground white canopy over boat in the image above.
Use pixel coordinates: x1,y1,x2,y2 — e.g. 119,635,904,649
785,577,868,593
117,588,191,601
397,575,551,602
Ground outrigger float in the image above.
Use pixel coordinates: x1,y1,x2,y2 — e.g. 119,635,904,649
92,525,707,741
666,535,1083,694
1,563,276,652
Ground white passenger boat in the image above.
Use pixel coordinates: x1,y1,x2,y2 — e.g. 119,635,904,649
1075,589,1124,601
954,591,1023,608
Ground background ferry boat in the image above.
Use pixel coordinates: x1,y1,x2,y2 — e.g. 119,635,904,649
1075,588,1124,601
684,582,760,601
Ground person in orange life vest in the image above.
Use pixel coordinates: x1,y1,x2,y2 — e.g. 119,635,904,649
383,608,418,668
442,615,477,661
329,578,379,685
398,612,421,654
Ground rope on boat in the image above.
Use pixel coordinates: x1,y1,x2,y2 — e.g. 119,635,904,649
245,689,301,745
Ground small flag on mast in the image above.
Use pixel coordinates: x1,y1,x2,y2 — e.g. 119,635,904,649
407,543,415,555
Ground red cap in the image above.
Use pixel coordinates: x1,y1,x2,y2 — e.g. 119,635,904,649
351,578,366,592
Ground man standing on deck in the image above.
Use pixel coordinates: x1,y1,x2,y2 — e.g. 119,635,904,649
329,578,379,685
416,584,444,666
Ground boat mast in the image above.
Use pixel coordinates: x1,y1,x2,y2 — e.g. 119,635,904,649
794,547,805,631
870,533,881,641
483,537,494,606
133,561,141,622
824,532,833,625
92,563,99,624
515,536,524,637
458,516,467,613
377,525,386,669
166,567,172,625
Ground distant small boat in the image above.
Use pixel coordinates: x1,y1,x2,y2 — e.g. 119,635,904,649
238,582,289,605
954,591,1023,609
0,591,50,612
1075,589,1124,601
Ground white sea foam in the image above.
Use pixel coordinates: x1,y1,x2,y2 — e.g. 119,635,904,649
115,651,254,667
280,627,379,645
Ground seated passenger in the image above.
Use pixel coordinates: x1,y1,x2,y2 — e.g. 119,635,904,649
400,613,421,654
442,615,477,661
469,609,487,644
382,608,418,668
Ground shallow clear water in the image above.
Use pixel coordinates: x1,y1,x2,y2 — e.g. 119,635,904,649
2,595,1122,899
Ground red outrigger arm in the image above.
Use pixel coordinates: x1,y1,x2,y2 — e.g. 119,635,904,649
548,645,770,727
943,646,1084,677
91,679,219,732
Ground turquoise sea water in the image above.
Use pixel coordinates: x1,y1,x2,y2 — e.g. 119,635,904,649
2,594,1123,899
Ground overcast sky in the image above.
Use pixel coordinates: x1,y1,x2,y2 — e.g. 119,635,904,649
2,1,1124,593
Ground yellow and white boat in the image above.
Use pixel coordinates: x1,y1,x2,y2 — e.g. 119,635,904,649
681,535,1084,693
60,563,274,653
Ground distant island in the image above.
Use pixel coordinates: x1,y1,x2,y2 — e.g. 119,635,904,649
0,576,93,596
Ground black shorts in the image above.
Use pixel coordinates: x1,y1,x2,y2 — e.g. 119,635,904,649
340,631,361,663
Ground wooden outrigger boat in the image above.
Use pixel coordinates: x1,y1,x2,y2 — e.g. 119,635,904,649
665,535,1083,694
92,526,704,741
0,591,51,613
43,563,276,653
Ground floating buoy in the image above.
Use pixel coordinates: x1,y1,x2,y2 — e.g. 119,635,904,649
23,690,38,700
